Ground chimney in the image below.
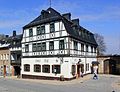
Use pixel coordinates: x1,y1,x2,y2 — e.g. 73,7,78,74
62,13,71,20
13,30,16,36
72,19,79,26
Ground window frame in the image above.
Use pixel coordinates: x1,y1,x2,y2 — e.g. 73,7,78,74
29,28,33,37
42,65,50,73
59,40,64,50
49,41,54,51
32,43,37,52
25,44,29,52
37,26,41,35
41,25,45,34
74,41,78,50
52,65,61,74
81,43,84,52
42,42,46,51
37,43,42,51
50,23,55,33
24,64,30,72
34,64,41,72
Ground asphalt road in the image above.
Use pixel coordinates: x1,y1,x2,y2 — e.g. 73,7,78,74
0,75,120,92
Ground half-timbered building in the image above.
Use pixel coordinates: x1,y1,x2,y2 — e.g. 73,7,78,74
21,7,97,80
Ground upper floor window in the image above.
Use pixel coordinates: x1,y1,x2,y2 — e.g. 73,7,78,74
24,64,30,72
49,41,54,50
81,43,84,52
34,64,41,72
37,43,42,51
29,28,33,37
42,42,46,51
50,23,55,33
59,40,64,50
74,41,78,50
86,45,88,52
37,27,41,35
42,65,50,73
32,43,37,52
91,46,93,53
52,65,61,74
25,44,29,52
94,47,97,53
41,25,45,34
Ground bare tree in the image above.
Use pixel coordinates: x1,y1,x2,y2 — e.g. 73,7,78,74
94,33,106,55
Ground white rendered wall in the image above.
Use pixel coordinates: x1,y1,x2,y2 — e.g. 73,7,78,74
21,56,97,79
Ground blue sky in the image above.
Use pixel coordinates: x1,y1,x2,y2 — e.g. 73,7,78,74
0,0,120,54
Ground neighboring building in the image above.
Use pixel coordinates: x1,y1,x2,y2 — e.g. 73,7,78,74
9,31,22,76
0,36,12,76
0,31,22,77
97,55,120,75
21,7,97,80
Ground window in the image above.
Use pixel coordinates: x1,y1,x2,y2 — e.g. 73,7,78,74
94,47,97,53
59,40,64,50
49,41,54,50
37,27,41,35
32,43,37,52
42,65,50,73
74,41,78,50
24,64,30,72
25,44,29,52
37,43,42,51
29,28,33,37
41,25,45,34
42,42,46,51
71,65,76,75
86,45,88,52
91,46,93,53
81,43,84,52
52,65,61,74
50,23,55,33
34,64,41,72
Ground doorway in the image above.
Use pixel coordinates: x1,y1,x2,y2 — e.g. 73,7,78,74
3,65,6,77
14,66,21,76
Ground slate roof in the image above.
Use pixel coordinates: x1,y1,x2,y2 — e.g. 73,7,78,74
23,7,97,46
0,34,22,48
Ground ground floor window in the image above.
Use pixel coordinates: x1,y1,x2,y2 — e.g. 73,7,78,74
71,65,76,75
24,64,30,72
34,64,41,72
52,65,61,74
42,65,50,73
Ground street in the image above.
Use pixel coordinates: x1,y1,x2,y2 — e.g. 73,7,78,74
0,75,120,92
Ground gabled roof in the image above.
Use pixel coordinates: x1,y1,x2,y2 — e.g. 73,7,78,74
23,7,97,46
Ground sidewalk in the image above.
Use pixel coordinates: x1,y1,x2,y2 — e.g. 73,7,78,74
0,74,93,85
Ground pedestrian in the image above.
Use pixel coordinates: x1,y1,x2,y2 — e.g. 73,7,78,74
93,66,98,80
93,72,98,80
81,71,84,78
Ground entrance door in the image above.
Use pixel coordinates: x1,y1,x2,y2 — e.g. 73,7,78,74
14,66,21,76
4,65,6,77
77,64,80,77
